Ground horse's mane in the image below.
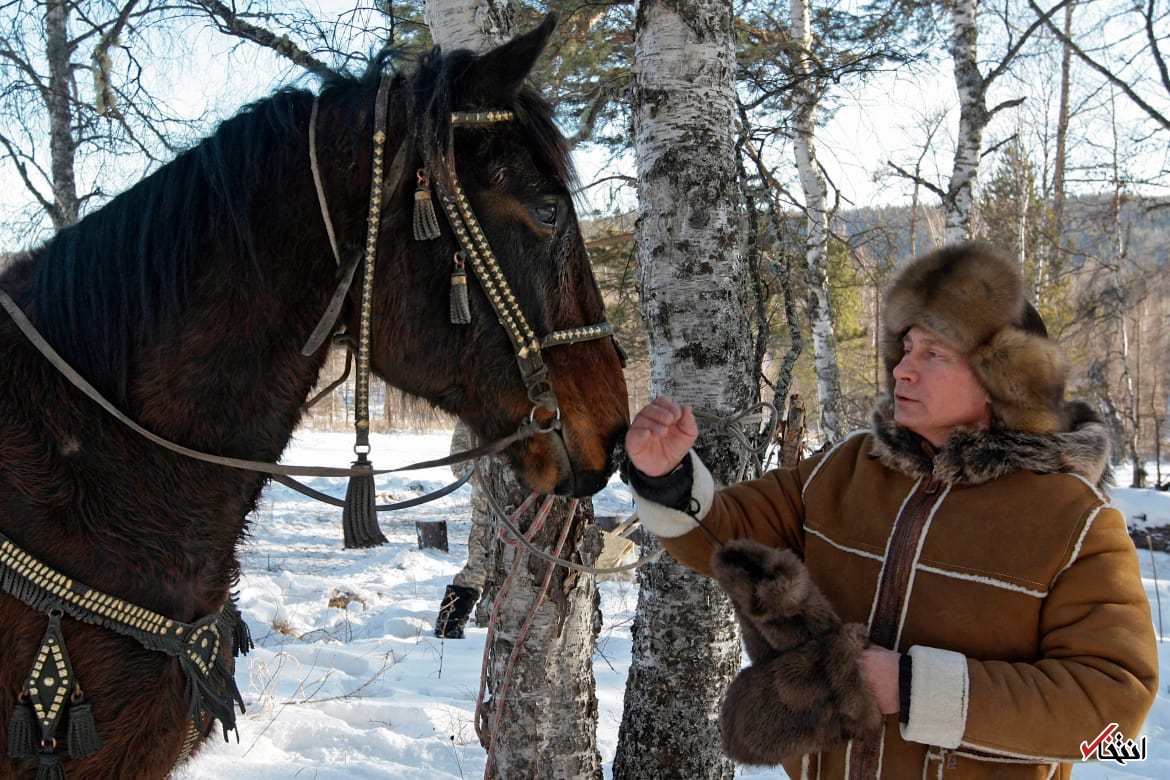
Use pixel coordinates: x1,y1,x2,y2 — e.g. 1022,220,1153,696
28,46,575,407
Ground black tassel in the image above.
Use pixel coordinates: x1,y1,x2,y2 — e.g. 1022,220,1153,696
66,700,101,759
8,701,36,759
413,171,441,240
342,456,387,549
36,751,65,780
450,267,471,324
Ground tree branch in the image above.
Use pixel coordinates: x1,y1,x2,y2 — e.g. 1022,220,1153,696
886,160,947,199
987,95,1026,119
0,130,59,223
985,0,1072,87
192,0,335,79
1027,0,1170,132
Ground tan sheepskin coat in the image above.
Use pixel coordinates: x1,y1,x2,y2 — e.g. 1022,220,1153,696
634,402,1158,779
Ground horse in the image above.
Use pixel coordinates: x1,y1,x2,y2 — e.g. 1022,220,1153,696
0,16,628,778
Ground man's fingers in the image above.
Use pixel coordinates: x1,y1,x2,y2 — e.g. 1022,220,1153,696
625,425,650,451
638,403,679,427
678,405,698,437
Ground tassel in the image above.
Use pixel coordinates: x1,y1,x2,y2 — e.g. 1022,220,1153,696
8,701,36,759
66,699,102,759
36,751,66,780
342,455,387,549
413,170,441,241
450,258,471,325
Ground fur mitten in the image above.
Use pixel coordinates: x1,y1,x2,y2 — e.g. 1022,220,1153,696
710,539,882,766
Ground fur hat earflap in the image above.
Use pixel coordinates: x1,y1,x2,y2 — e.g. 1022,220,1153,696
710,540,881,767
882,242,1069,434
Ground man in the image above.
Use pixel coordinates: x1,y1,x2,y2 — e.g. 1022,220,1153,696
625,244,1157,778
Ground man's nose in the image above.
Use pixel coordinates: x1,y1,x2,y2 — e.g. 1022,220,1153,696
893,356,916,383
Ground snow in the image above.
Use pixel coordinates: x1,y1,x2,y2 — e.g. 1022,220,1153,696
176,435,1170,779
175,430,640,779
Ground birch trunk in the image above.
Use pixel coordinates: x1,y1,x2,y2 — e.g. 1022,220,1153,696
45,0,79,228
614,0,745,775
424,0,514,51
423,5,603,776
790,0,845,441
945,0,985,243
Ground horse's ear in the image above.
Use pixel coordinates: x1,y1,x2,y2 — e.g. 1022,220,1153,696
464,13,557,100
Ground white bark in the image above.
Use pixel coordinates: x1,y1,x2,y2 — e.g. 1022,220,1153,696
614,0,744,776
424,0,514,51
422,5,602,776
44,0,78,227
790,0,845,441
946,0,985,243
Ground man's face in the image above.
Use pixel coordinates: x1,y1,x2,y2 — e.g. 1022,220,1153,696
892,326,991,446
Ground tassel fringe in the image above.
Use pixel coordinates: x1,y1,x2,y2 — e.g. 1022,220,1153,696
413,188,441,241
36,751,66,780
342,457,387,549
450,269,471,324
66,700,102,759
8,702,36,759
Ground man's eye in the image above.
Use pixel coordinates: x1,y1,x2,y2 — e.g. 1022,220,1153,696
533,203,558,226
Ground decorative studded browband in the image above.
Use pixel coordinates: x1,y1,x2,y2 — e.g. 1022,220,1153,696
0,530,251,774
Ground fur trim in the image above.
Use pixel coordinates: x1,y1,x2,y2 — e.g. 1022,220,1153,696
633,450,714,538
969,328,1068,434
869,399,1113,491
899,645,969,749
881,243,1070,434
711,540,881,766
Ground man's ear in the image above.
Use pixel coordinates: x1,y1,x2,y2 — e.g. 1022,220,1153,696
455,14,557,103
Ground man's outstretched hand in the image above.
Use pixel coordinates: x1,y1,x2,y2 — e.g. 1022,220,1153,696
625,396,698,477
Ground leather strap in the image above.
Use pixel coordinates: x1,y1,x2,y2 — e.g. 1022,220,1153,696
0,288,541,480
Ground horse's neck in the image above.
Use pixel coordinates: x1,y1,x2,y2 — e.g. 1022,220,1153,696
3,205,350,622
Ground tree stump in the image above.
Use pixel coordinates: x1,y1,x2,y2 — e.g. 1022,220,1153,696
416,520,449,552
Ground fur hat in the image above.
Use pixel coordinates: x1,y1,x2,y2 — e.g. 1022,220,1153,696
882,242,1069,434
710,540,881,766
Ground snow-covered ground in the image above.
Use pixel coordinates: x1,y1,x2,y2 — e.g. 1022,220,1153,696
175,433,1170,779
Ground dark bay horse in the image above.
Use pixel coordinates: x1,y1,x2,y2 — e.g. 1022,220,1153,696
0,17,627,778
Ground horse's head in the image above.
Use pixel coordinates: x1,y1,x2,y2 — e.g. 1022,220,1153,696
355,17,629,496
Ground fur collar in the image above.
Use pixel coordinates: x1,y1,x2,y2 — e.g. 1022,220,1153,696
868,400,1113,490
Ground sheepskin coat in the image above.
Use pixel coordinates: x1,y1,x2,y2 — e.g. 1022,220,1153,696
633,401,1158,779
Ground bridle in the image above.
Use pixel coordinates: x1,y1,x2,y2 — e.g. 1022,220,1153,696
290,71,622,539
0,71,624,532
301,77,620,451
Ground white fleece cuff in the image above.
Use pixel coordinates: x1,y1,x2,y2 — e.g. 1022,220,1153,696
633,450,715,539
899,645,970,749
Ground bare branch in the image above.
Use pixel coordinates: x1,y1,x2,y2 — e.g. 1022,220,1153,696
1027,0,1170,132
91,0,140,117
985,0,1072,88
1144,0,1170,98
192,0,336,79
987,96,1026,119
0,130,59,222
886,160,947,199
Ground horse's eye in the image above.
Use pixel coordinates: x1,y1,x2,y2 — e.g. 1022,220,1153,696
533,203,558,227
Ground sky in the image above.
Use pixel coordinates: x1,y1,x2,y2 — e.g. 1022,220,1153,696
0,3,1164,249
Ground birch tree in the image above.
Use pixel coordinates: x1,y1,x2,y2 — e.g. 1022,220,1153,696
0,0,199,235
788,0,846,440
613,0,746,775
422,5,604,777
